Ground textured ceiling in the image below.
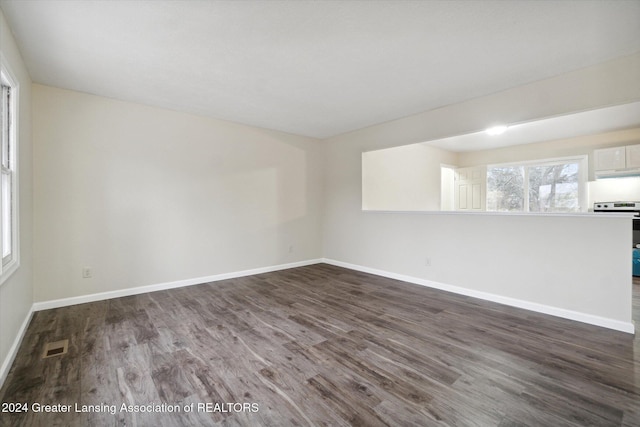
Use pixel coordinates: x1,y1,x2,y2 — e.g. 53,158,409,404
1,0,640,139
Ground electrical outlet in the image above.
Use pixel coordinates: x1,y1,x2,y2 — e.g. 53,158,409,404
82,267,92,278
425,257,431,267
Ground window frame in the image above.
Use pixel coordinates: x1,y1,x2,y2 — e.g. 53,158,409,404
0,54,20,286
486,155,588,213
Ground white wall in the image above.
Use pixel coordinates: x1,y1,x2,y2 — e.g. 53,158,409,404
33,84,323,302
440,166,455,211
326,212,631,326
362,143,457,211
323,54,640,330
0,9,34,382
589,178,640,206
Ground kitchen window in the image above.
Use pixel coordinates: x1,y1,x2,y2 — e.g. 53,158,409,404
487,156,587,213
0,60,19,285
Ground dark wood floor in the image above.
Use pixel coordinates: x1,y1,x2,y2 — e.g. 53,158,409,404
1,264,639,426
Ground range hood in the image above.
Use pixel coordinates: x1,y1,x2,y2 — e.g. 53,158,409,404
595,169,640,179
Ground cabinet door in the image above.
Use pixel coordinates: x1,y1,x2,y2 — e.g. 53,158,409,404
455,166,486,211
626,145,640,169
594,147,626,171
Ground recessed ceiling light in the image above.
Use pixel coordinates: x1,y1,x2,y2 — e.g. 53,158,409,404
486,125,508,136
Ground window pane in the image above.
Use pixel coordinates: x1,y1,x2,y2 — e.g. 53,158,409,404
1,86,8,169
528,162,579,212
2,170,11,260
487,166,524,211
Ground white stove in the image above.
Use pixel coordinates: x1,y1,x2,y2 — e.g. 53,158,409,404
594,202,640,251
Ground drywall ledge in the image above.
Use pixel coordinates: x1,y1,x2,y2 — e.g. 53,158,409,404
32,259,323,311
361,210,636,219
323,258,635,334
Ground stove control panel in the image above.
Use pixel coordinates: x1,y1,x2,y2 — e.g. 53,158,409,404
594,201,640,211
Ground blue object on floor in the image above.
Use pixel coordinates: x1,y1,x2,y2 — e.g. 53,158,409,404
633,249,640,277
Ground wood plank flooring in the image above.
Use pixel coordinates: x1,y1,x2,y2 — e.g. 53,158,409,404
1,264,639,426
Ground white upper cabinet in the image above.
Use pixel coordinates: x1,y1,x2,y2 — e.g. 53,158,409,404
594,144,640,176
594,146,626,171
626,145,640,169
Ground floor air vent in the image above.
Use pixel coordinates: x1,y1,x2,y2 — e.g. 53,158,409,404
42,339,69,359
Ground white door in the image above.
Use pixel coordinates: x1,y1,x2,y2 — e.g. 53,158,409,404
455,166,486,211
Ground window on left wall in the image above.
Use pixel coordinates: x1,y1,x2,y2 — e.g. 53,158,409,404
0,60,19,286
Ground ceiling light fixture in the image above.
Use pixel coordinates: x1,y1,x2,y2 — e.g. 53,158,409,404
486,125,508,136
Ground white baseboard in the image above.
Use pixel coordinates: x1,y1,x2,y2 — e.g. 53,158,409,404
322,258,635,334
0,305,34,388
4,255,631,389
32,259,323,312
